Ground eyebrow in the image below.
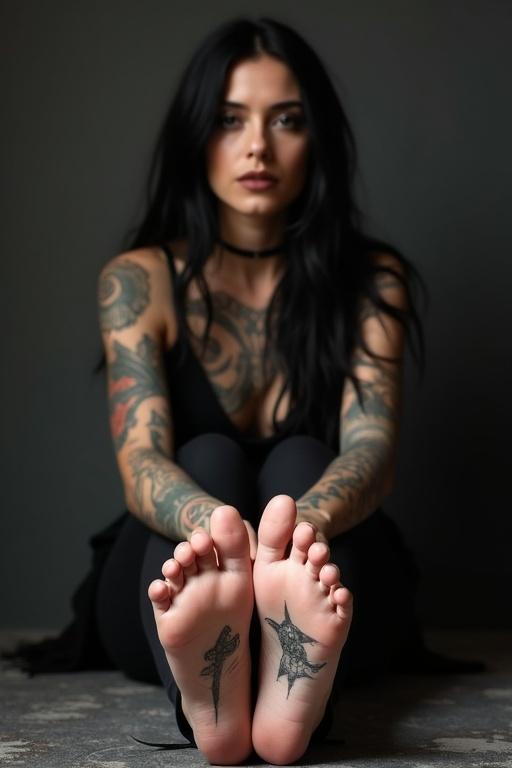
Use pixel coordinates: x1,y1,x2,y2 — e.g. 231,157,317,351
221,100,304,111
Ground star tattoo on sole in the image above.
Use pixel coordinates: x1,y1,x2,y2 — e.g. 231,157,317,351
266,603,326,697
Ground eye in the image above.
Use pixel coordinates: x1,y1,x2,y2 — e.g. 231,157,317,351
275,113,305,130
217,113,240,129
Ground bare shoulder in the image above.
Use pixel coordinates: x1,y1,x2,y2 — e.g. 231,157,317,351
368,250,409,312
97,245,177,344
353,250,409,360
99,245,169,283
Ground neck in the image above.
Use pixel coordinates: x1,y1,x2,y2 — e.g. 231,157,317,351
217,208,286,254
217,238,285,259
208,210,288,290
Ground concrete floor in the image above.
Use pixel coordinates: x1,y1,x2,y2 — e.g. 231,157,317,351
1,630,511,767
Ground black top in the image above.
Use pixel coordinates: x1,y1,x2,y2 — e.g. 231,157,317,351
161,243,340,463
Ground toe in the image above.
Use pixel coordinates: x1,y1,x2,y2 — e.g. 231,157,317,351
173,541,198,577
332,586,353,619
305,541,330,579
210,505,251,572
162,557,180,580
290,522,317,564
319,563,341,592
190,529,218,571
148,579,171,616
162,558,184,593
256,495,297,564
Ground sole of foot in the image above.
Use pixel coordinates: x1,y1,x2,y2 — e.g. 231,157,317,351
252,495,353,765
148,505,254,765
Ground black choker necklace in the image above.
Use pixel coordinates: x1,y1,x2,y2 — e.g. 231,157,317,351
217,238,286,259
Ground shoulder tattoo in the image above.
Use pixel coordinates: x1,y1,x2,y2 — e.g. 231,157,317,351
99,260,150,332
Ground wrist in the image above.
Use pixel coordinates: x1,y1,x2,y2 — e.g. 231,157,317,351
181,494,224,537
295,501,332,541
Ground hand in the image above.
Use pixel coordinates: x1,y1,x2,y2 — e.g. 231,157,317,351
243,519,258,561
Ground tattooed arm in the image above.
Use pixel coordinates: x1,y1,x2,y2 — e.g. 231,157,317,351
98,249,223,541
295,253,407,540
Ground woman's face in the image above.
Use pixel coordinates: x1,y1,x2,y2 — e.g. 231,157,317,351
205,54,310,221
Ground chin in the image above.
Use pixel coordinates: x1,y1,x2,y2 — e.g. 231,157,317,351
241,199,287,217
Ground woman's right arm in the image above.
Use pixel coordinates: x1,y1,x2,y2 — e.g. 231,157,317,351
97,249,223,541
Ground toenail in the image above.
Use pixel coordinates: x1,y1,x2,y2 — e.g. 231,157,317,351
191,529,203,537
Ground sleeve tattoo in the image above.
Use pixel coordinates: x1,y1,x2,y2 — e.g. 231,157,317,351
127,447,220,539
98,260,150,332
107,335,166,452
297,283,403,534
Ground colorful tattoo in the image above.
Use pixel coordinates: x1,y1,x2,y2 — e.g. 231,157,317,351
108,335,165,451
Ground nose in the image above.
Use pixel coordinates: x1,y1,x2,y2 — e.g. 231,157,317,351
247,119,270,160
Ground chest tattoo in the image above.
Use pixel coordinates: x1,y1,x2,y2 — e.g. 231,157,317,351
186,291,278,415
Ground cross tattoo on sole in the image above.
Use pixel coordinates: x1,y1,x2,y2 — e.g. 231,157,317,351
200,625,240,723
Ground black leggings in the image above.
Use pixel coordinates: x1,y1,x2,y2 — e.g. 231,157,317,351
96,433,421,741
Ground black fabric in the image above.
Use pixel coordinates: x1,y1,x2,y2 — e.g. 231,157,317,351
160,243,341,459
95,432,425,746
2,243,481,751
3,515,126,675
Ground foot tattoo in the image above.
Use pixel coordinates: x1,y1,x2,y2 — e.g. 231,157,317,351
265,602,326,697
201,625,240,722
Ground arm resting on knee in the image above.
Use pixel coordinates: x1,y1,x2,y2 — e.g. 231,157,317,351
296,252,407,539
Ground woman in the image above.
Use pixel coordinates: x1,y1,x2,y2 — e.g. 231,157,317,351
95,16,425,765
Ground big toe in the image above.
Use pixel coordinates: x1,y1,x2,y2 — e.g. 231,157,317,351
210,505,251,572
256,494,297,564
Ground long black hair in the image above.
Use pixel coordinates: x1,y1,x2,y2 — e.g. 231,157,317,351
123,16,426,447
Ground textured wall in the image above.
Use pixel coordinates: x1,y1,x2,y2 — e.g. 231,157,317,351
1,0,511,629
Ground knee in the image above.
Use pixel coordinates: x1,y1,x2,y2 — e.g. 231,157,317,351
259,435,336,503
264,434,334,464
176,433,248,480
176,433,243,464
175,433,256,517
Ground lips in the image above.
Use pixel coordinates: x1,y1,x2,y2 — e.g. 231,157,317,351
237,171,277,181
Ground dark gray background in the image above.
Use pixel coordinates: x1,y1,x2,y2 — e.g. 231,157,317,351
2,1,511,630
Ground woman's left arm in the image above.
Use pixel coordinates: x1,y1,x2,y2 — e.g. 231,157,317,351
295,253,407,541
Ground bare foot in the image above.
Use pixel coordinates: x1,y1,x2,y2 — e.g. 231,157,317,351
252,495,353,765
148,505,253,765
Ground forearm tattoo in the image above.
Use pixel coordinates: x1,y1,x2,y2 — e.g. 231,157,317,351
128,447,218,539
147,409,169,456
342,354,399,449
298,351,400,532
200,626,240,723
297,441,388,533
98,260,150,332
266,603,325,698
108,335,166,451
186,291,278,417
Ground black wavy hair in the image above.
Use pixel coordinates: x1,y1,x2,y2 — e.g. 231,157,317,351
121,16,426,447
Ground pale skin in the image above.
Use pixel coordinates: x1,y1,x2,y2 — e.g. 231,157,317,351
98,55,407,764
